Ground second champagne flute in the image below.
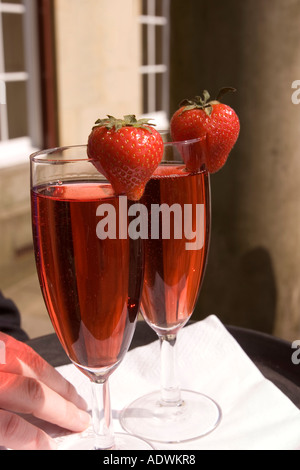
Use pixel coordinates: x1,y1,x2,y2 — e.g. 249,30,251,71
120,135,222,443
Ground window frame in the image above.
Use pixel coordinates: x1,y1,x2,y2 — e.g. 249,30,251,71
0,0,42,167
139,0,170,129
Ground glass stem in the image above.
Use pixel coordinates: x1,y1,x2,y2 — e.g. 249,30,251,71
91,378,115,449
159,333,182,406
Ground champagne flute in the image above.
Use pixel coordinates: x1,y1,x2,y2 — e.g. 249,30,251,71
120,135,221,443
30,145,153,450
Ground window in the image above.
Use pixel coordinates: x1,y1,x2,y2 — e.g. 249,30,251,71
139,0,170,129
0,0,42,167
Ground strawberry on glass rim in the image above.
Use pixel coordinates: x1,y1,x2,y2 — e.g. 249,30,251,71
170,87,240,173
87,114,164,201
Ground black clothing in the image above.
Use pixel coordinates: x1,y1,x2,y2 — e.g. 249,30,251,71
0,291,29,342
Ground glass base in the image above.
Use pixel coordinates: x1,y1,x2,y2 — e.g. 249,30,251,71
58,432,154,450
120,390,221,444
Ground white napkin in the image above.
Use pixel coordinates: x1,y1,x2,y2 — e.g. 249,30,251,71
53,315,300,450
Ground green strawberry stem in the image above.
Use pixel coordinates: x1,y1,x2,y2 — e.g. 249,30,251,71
93,114,156,133
179,87,236,117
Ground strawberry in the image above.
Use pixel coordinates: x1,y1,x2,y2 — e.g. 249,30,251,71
170,88,240,173
87,115,164,200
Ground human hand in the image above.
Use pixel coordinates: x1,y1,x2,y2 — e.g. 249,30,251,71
0,332,91,450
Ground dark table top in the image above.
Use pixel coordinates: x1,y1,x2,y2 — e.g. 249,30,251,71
27,321,300,410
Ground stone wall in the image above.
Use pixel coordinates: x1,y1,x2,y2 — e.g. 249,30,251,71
53,0,142,146
0,162,34,289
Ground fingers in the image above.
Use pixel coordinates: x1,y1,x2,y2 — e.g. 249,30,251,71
0,333,91,450
0,372,91,433
20,354,88,412
0,410,57,450
0,332,88,411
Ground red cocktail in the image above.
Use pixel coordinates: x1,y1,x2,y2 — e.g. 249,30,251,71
120,136,221,443
30,146,151,450
141,164,210,335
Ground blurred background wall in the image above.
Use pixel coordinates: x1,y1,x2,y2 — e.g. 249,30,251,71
0,0,299,341
169,0,300,340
